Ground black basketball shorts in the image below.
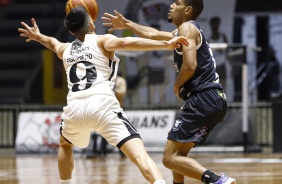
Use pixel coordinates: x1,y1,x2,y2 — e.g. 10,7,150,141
167,88,227,146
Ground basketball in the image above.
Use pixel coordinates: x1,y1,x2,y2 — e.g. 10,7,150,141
65,0,99,21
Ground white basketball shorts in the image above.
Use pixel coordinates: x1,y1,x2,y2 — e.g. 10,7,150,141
61,93,140,148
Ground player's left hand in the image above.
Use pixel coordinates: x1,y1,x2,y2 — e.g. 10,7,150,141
18,18,41,42
174,85,182,100
168,36,189,49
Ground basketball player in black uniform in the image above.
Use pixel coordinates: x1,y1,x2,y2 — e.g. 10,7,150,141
102,0,236,183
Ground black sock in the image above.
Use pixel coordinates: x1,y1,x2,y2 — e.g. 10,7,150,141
173,182,184,184
201,170,220,184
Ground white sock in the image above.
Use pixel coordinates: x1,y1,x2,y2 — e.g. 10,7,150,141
60,179,72,184
153,179,166,184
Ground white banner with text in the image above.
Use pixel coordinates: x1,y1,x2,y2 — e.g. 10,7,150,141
125,110,176,147
16,110,176,153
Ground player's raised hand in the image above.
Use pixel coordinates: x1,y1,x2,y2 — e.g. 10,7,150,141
102,10,127,32
168,36,189,49
18,18,41,42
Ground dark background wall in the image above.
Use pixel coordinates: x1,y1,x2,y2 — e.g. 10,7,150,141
236,0,282,12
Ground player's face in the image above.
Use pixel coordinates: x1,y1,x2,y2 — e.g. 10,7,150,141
168,0,189,26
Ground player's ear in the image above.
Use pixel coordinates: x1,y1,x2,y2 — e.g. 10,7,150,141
90,21,95,31
185,6,192,16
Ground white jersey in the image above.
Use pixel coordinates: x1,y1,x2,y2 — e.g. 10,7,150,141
62,34,120,101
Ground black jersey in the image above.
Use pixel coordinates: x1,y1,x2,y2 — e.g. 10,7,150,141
174,21,223,100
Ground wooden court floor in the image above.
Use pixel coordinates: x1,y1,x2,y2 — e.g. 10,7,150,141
1,151,282,184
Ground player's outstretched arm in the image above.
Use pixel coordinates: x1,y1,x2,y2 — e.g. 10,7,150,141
98,34,189,51
18,18,68,59
102,10,174,41
100,34,188,52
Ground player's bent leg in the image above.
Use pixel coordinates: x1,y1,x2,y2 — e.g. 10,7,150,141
164,140,194,184
58,135,74,181
120,137,166,184
163,140,236,184
162,140,206,181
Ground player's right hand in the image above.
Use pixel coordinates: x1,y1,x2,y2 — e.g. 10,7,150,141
102,10,127,32
18,18,41,42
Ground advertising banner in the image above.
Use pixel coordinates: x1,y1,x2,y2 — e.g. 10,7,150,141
16,112,62,153
125,110,176,147
16,110,176,153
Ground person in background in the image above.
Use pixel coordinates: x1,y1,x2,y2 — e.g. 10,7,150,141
102,0,236,183
114,71,127,108
18,6,188,184
85,132,108,158
209,17,227,44
208,16,233,102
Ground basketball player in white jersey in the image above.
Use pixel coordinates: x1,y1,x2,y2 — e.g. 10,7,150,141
18,6,188,184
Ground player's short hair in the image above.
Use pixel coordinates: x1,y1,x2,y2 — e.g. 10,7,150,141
64,6,91,36
185,0,204,20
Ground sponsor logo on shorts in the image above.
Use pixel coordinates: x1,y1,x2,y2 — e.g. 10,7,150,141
173,119,183,131
196,126,209,135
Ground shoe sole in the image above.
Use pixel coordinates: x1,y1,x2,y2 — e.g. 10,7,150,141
226,177,237,184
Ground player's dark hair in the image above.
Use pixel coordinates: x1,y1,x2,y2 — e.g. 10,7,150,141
64,6,91,37
185,0,203,20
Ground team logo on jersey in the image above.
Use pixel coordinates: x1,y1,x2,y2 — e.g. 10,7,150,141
173,119,183,131
69,42,89,55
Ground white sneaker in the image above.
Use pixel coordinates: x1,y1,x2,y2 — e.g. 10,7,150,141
214,173,236,184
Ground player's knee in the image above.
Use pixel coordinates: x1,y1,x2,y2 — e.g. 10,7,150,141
162,152,174,169
131,151,145,164
131,152,152,171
